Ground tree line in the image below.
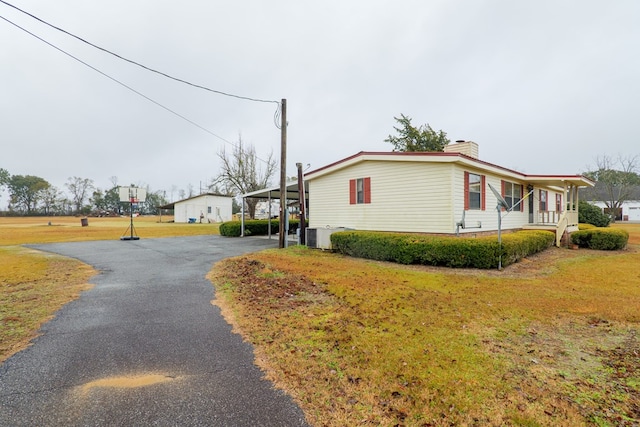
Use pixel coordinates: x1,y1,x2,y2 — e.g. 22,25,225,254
0,170,169,216
0,136,275,217
3,117,637,218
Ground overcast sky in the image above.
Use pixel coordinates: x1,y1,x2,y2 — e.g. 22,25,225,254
1,0,639,206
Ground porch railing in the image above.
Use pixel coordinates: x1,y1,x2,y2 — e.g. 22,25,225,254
537,211,559,224
535,211,579,247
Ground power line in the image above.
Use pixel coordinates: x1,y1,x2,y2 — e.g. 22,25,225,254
0,14,237,146
0,6,279,166
0,0,280,106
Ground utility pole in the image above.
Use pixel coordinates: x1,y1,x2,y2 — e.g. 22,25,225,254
296,162,306,245
278,99,287,249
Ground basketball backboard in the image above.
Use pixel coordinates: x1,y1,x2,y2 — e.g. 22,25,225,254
118,187,147,203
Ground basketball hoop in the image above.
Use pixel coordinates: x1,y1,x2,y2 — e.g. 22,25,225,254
119,187,146,241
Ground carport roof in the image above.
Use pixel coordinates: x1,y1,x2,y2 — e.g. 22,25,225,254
242,180,309,200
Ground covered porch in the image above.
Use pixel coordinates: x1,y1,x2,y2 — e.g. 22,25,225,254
521,175,594,246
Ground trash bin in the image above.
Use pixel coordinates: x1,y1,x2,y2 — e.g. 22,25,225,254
81,218,88,227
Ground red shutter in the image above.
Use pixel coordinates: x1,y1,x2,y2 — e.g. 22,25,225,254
464,172,470,210
556,193,562,212
363,177,371,204
349,179,356,205
539,190,543,212
481,175,486,211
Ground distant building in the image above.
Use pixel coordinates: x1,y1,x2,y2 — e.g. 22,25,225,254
581,182,640,221
160,194,233,223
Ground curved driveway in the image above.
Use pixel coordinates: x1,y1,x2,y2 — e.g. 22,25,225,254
0,235,308,426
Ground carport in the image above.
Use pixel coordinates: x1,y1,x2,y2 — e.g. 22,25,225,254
241,180,309,245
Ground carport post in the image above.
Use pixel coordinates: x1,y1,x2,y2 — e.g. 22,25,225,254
268,192,272,239
296,162,306,245
240,198,245,237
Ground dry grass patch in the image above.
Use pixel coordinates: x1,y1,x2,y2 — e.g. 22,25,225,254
210,228,640,426
0,216,219,245
0,246,95,362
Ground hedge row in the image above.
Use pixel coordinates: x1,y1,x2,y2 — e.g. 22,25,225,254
571,227,628,250
329,230,555,269
219,219,304,237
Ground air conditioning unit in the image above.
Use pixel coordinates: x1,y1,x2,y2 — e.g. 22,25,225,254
306,228,318,248
306,227,346,249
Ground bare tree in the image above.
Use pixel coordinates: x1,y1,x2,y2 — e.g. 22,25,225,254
65,176,95,214
41,186,65,215
212,135,277,219
583,154,640,219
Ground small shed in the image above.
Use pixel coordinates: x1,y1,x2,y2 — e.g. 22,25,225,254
161,193,233,223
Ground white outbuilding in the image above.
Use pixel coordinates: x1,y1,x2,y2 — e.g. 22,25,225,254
164,193,233,223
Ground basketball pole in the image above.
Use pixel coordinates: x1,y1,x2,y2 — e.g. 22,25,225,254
120,187,140,241
128,197,134,240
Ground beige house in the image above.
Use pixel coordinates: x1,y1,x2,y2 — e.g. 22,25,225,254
304,141,594,247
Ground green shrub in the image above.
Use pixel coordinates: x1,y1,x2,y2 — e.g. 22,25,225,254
219,219,303,237
578,223,596,230
219,221,243,237
571,228,628,250
330,230,555,269
578,200,611,227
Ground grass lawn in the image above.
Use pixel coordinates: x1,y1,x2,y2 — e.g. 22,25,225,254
1,216,638,425
210,223,640,426
0,215,219,245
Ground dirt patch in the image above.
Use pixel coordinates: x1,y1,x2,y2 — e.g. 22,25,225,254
78,374,180,395
480,318,640,425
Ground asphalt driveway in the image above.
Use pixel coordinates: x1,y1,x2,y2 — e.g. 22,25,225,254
0,235,308,426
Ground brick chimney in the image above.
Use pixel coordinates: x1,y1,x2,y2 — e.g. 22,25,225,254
444,140,479,159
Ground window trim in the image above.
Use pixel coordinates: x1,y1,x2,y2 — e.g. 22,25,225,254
539,190,548,212
464,171,485,211
349,177,371,205
555,193,563,212
501,180,524,211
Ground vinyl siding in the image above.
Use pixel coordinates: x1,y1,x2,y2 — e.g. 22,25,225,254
308,159,571,234
451,168,528,233
309,161,455,233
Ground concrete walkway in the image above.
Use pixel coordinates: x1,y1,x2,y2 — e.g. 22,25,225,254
0,235,308,426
